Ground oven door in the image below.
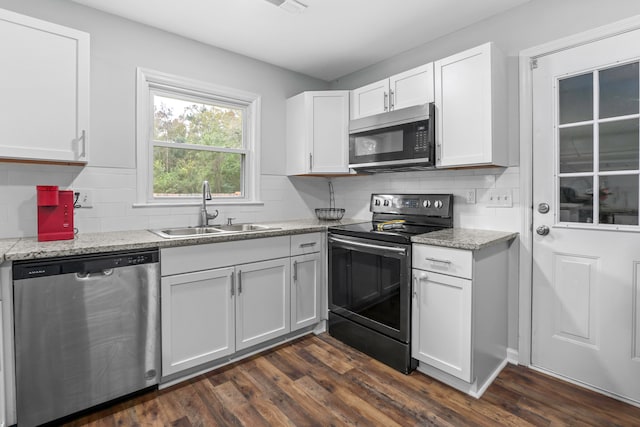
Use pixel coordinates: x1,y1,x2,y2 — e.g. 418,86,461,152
328,233,411,342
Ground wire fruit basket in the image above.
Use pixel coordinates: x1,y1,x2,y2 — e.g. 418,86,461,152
315,181,345,221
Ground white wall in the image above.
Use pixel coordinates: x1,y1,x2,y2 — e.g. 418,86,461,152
0,0,331,238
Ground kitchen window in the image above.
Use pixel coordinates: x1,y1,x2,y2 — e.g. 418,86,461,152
136,68,261,205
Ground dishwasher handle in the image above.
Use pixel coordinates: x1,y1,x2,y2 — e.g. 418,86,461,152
75,269,114,279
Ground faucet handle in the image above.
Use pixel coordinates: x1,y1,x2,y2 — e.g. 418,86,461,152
227,217,235,226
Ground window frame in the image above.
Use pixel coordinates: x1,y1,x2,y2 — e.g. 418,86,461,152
136,67,261,206
553,61,640,230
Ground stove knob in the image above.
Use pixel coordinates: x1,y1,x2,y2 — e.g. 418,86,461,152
374,199,381,206
422,200,431,208
434,200,443,209
383,200,390,207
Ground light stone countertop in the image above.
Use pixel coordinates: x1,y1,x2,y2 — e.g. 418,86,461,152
412,228,518,250
0,239,19,261
4,218,365,261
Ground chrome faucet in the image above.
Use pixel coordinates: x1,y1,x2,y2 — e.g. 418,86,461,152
199,180,219,226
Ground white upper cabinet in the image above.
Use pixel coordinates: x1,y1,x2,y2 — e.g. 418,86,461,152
286,91,350,175
350,63,434,120
0,9,89,164
350,78,389,119
435,42,507,168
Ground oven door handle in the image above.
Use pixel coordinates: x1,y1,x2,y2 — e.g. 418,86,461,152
328,236,407,255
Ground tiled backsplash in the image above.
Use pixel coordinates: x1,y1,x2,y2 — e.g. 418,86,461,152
0,163,520,239
330,166,521,231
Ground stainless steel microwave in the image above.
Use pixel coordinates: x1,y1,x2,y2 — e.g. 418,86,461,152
348,103,435,173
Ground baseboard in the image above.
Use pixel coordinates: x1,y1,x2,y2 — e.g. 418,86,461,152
415,357,507,399
529,365,640,409
507,347,519,365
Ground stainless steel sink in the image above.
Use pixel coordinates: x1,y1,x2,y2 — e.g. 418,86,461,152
150,227,225,239
150,224,280,239
213,224,278,232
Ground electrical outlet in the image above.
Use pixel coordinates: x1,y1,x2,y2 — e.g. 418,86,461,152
485,189,512,208
465,189,476,204
74,189,93,208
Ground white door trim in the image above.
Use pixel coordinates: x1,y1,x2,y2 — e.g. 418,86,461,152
518,14,640,366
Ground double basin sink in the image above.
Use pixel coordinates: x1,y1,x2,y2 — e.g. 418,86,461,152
151,223,280,239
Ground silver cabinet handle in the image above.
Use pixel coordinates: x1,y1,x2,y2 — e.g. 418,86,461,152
390,89,395,110
309,153,313,170
230,272,235,297
293,260,298,283
424,257,452,264
328,236,406,255
299,242,317,248
384,92,389,111
238,270,242,294
80,129,87,158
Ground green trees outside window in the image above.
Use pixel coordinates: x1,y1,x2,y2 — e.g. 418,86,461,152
152,95,244,198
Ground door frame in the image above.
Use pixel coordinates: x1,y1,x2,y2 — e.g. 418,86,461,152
518,15,640,367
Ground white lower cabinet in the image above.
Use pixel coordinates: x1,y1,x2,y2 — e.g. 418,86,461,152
412,270,472,382
161,267,235,376
236,258,290,350
160,233,324,381
411,242,509,397
291,252,321,331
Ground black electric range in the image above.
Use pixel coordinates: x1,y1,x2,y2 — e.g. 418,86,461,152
327,193,453,374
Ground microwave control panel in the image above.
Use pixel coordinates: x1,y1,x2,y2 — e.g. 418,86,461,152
413,123,430,153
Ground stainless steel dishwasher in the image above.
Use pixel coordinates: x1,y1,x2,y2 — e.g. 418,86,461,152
12,249,160,427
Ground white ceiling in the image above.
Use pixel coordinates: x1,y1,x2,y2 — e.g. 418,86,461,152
71,0,530,81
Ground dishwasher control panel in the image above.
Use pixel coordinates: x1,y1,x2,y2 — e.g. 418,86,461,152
13,249,159,279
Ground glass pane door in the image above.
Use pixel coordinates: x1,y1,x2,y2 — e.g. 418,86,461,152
557,62,640,226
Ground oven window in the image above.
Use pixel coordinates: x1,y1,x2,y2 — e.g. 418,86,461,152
330,246,402,332
353,130,403,156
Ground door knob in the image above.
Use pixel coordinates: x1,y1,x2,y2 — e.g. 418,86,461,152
536,225,550,236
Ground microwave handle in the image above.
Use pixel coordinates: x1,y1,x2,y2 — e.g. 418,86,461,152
428,102,438,161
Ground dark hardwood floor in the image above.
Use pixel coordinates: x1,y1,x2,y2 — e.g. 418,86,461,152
63,333,640,426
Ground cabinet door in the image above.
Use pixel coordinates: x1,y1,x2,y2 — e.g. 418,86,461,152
0,9,89,163
390,63,434,111
412,269,472,382
291,253,321,331
435,42,506,167
350,78,389,119
236,258,290,350
161,267,235,376
308,91,350,174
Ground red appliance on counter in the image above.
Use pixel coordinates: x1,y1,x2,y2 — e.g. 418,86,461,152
37,186,74,242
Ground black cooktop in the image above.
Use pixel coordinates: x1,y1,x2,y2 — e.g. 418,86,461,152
328,221,446,244
328,193,454,244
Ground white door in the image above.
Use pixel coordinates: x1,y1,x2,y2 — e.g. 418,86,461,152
309,91,349,174
532,29,640,404
0,9,89,163
389,63,434,111
235,258,291,351
291,253,321,331
350,78,389,119
161,267,235,376
412,270,472,382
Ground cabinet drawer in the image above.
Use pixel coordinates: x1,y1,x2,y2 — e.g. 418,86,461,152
291,233,322,256
162,236,290,276
412,244,472,279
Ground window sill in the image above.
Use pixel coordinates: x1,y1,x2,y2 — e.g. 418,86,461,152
132,200,265,208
